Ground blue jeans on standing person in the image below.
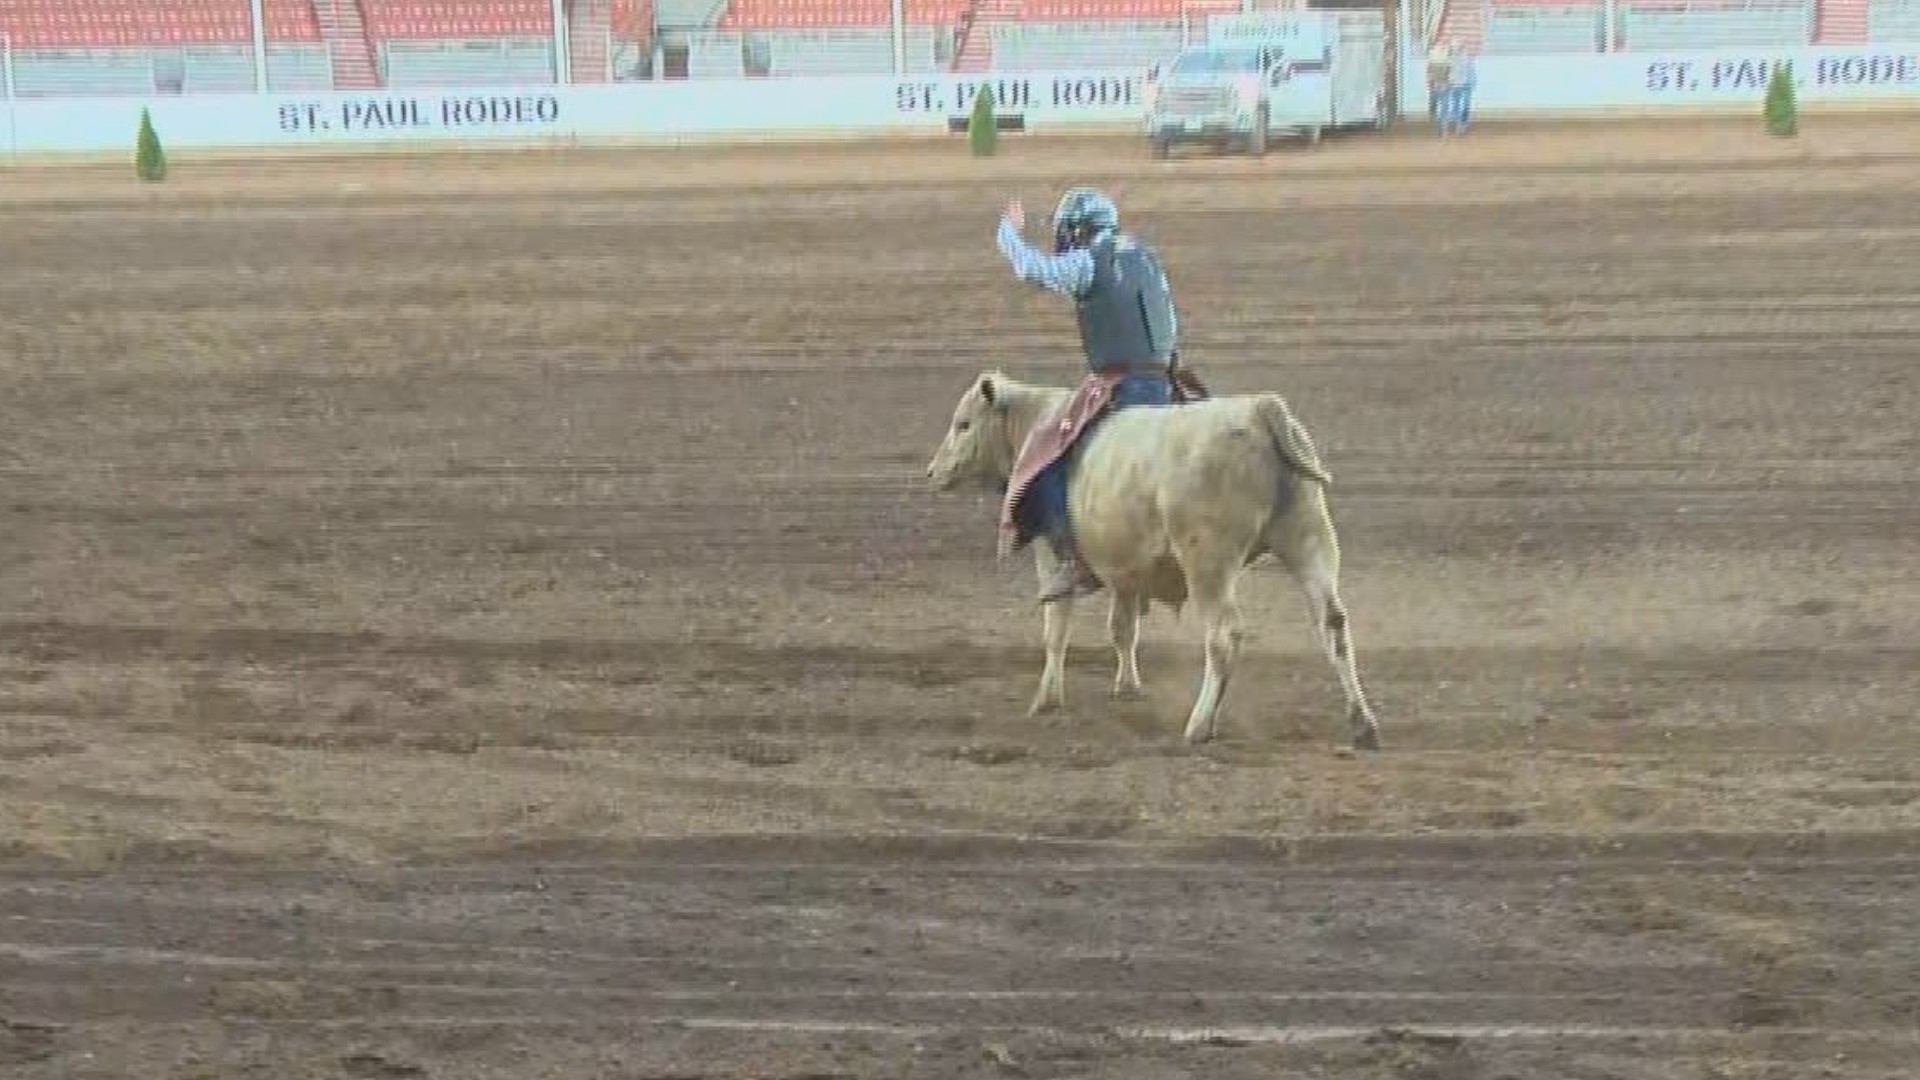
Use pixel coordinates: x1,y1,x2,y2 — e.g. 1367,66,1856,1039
1437,84,1474,134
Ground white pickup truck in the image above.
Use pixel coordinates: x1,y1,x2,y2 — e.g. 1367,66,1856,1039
1143,11,1388,158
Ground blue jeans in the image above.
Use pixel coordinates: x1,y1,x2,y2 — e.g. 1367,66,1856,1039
1436,85,1474,132
1020,373,1172,543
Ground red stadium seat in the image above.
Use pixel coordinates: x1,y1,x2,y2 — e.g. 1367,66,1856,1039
612,0,655,34
362,1,556,38
718,0,894,28
263,0,324,41
713,0,1240,32
0,0,323,47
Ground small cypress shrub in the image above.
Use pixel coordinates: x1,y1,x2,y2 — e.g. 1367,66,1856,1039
968,86,997,157
1763,65,1797,138
135,108,168,182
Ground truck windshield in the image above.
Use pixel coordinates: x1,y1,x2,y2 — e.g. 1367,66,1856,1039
1170,48,1263,76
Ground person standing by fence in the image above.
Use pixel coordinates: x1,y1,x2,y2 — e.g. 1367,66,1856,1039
1439,41,1478,136
1426,41,1452,123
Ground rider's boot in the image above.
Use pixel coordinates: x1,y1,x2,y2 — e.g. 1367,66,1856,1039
1038,530,1103,604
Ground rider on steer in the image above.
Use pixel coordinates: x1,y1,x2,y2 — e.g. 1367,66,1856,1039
993,185,1207,604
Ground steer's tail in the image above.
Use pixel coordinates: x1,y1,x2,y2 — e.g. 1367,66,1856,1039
1253,394,1332,487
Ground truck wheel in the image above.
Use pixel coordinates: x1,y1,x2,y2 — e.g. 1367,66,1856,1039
1249,107,1268,157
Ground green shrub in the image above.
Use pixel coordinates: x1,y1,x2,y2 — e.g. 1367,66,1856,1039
135,108,168,182
1763,65,1797,138
968,86,996,157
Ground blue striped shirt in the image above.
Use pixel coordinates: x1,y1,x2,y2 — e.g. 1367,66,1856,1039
996,215,1094,298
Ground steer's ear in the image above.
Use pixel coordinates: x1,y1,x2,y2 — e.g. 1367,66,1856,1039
978,374,997,408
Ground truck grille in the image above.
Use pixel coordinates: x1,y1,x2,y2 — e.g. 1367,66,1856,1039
1158,85,1235,116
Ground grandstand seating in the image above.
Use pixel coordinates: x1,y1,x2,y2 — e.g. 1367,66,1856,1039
3,2,244,47
267,0,326,41
684,28,747,74
0,2,565,95
363,0,552,37
1431,0,1817,52
1484,2,1601,52
708,0,1012,26
609,0,655,79
381,36,558,84
704,0,967,70
0,1,320,47
753,28,942,74
702,0,1221,72
0,0,1871,95
1864,0,1917,36
1430,0,1487,50
360,0,558,84
655,0,732,25
0,1,330,97
908,0,973,23
1023,0,1218,17
1616,0,1811,48
1813,0,1867,39
716,0,890,28
990,20,1184,69
570,0,614,81
941,0,999,71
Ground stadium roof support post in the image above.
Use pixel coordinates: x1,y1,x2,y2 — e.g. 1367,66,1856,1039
1383,0,1403,124
552,0,573,84
249,0,268,92
891,0,906,74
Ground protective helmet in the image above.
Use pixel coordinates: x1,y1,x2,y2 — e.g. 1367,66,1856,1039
1051,186,1120,253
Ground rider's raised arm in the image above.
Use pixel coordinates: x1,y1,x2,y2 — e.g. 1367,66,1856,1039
996,214,1094,298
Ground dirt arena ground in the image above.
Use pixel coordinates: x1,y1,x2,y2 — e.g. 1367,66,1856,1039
0,116,1917,1078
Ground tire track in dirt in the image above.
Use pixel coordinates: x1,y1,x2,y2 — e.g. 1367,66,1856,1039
1,838,1915,1076
0,618,1911,682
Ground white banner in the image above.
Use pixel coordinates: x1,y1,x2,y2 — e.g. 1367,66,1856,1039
2,70,1149,155
1475,44,1920,111
5,45,1920,156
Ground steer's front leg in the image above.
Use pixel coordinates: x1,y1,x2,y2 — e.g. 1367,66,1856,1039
1030,592,1075,716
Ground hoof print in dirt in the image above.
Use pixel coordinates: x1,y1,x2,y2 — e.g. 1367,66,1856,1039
1361,1027,1472,1077
724,739,802,768
341,1052,428,1078
0,1020,62,1065
939,742,1031,767
1728,987,1797,1029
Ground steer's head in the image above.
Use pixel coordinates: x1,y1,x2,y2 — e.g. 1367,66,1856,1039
925,371,1017,493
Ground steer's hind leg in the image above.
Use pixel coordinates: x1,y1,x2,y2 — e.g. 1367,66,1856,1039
1107,588,1145,699
1291,531,1381,751
1178,565,1243,745
1310,585,1379,751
